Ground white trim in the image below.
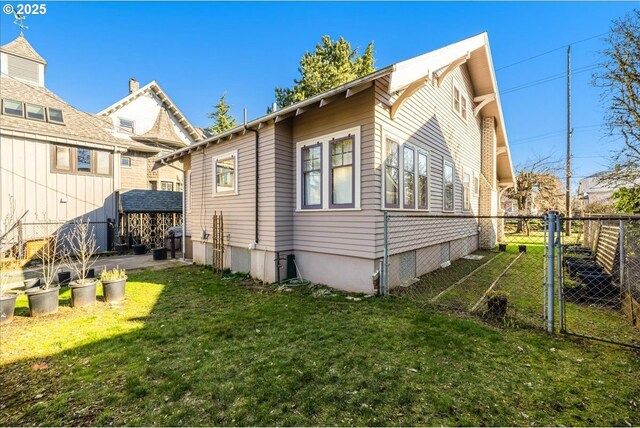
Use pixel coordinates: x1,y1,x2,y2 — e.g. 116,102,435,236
462,167,472,212
187,170,192,213
443,159,455,213
402,143,417,209
417,149,430,211
295,126,361,211
120,156,132,168
452,84,467,121
211,149,239,197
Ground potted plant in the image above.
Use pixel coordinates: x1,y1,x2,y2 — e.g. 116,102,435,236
486,290,509,319
100,266,127,303
0,201,20,324
115,240,128,255
25,224,62,317
64,218,99,308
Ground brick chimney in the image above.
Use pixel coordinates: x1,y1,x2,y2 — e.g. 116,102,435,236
129,78,140,94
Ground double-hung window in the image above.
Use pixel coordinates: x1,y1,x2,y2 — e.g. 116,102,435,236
463,171,471,211
302,144,322,208
418,152,429,209
213,151,238,196
385,138,400,208
443,161,455,212
403,146,415,209
296,127,360,211
330,136,354,208
77,148,92,173
453,85,467,120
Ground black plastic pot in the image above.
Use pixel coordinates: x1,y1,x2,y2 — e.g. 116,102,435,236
133,244,146,255
86,268,95,279
102,277,127,303
498,243,507,252
26,286,60,317
487,296,508,318
152,248,167,261
69,279,98,308
58,271,71,285
115,244,128,255
518,245,527,253
23,278,41,290
0,293,18,325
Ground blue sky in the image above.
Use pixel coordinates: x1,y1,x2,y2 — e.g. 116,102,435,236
0,1,635,189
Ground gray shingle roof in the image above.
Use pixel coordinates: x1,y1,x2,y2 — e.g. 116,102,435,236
0,34,46,65
0,75,128,147
120,190,183,213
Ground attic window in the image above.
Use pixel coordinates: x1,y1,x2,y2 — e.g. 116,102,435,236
2,99,23,117
26,104,46,121
48,108,64,124
118,118,135,134
453,86,467,120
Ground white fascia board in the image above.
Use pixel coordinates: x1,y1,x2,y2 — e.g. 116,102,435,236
388,33,487,93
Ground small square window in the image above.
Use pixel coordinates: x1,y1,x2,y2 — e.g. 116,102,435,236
3,99,23,117
96,151,111,175
26,104,46,121
118,118,135,134
161,181,174,191
48,108,64,124
121,156,131,167
77,148,92,173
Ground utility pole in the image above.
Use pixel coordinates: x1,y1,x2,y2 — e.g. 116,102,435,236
565,45,572,236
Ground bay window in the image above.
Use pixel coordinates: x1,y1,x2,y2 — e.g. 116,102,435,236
330,136,354,208
403,146,415,209
302,144,322,208
443,161,454,212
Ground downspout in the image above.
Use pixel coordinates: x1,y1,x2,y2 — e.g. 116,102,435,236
244,109,259,244
160,158,187,259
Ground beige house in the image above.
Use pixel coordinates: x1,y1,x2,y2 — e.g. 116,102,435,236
99,79,203,192
157,33,515,292
0,34,128,249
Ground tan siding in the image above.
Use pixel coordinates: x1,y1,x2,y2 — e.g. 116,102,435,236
374,65,484,256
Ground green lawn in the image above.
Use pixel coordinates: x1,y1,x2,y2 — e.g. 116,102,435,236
1,266,639,426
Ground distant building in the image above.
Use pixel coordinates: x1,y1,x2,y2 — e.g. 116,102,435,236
577,171,639,208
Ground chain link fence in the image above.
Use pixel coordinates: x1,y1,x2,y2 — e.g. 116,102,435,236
386,214,548,329
560,216,640,348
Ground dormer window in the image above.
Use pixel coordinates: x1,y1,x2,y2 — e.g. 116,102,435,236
48,108,64,124
2,99,23,117
118,118,135,134
26,103,46,121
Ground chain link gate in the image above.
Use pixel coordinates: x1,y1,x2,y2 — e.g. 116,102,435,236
558,215,640,349
382,213,554,330
381,212,640,348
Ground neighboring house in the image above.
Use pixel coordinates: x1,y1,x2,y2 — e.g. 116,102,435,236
0,34,128,250
156,33,515,293
99,79,203,192
576,171,639,208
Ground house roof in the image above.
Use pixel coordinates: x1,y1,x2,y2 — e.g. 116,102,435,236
120,189,183,213
0,34,47,65
0,74,128,149
156,33,514,186
99,80,203,143
131,107,186,148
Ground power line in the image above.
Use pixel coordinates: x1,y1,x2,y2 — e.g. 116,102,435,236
496,32,607,71
502,65,599,95
510,125,605,145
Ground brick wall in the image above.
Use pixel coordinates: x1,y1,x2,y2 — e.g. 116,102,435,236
479,116,498,249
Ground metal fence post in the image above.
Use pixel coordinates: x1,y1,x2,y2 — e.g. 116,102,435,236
383,211,389,296
546,211,556,333
556,214,565,333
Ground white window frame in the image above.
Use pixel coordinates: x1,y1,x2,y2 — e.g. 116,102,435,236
212,150,239,197
121,156,132,168
295,126,361,211
452,85,467,121
443,159,455,213
25,103,46,122
473,172,480,196
382,131,431,212
187,170,192,213
118,117,135,134
462,168,471,212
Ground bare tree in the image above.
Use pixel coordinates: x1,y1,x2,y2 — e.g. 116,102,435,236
63,218,99,284
39,221,62,289
0,199,19,292
505,156,564,234
594,10,640,184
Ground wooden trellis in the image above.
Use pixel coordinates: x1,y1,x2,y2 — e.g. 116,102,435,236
212,211,224,273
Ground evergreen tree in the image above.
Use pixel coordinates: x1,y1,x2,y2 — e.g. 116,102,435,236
207,93,237,135
274,36,375,108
